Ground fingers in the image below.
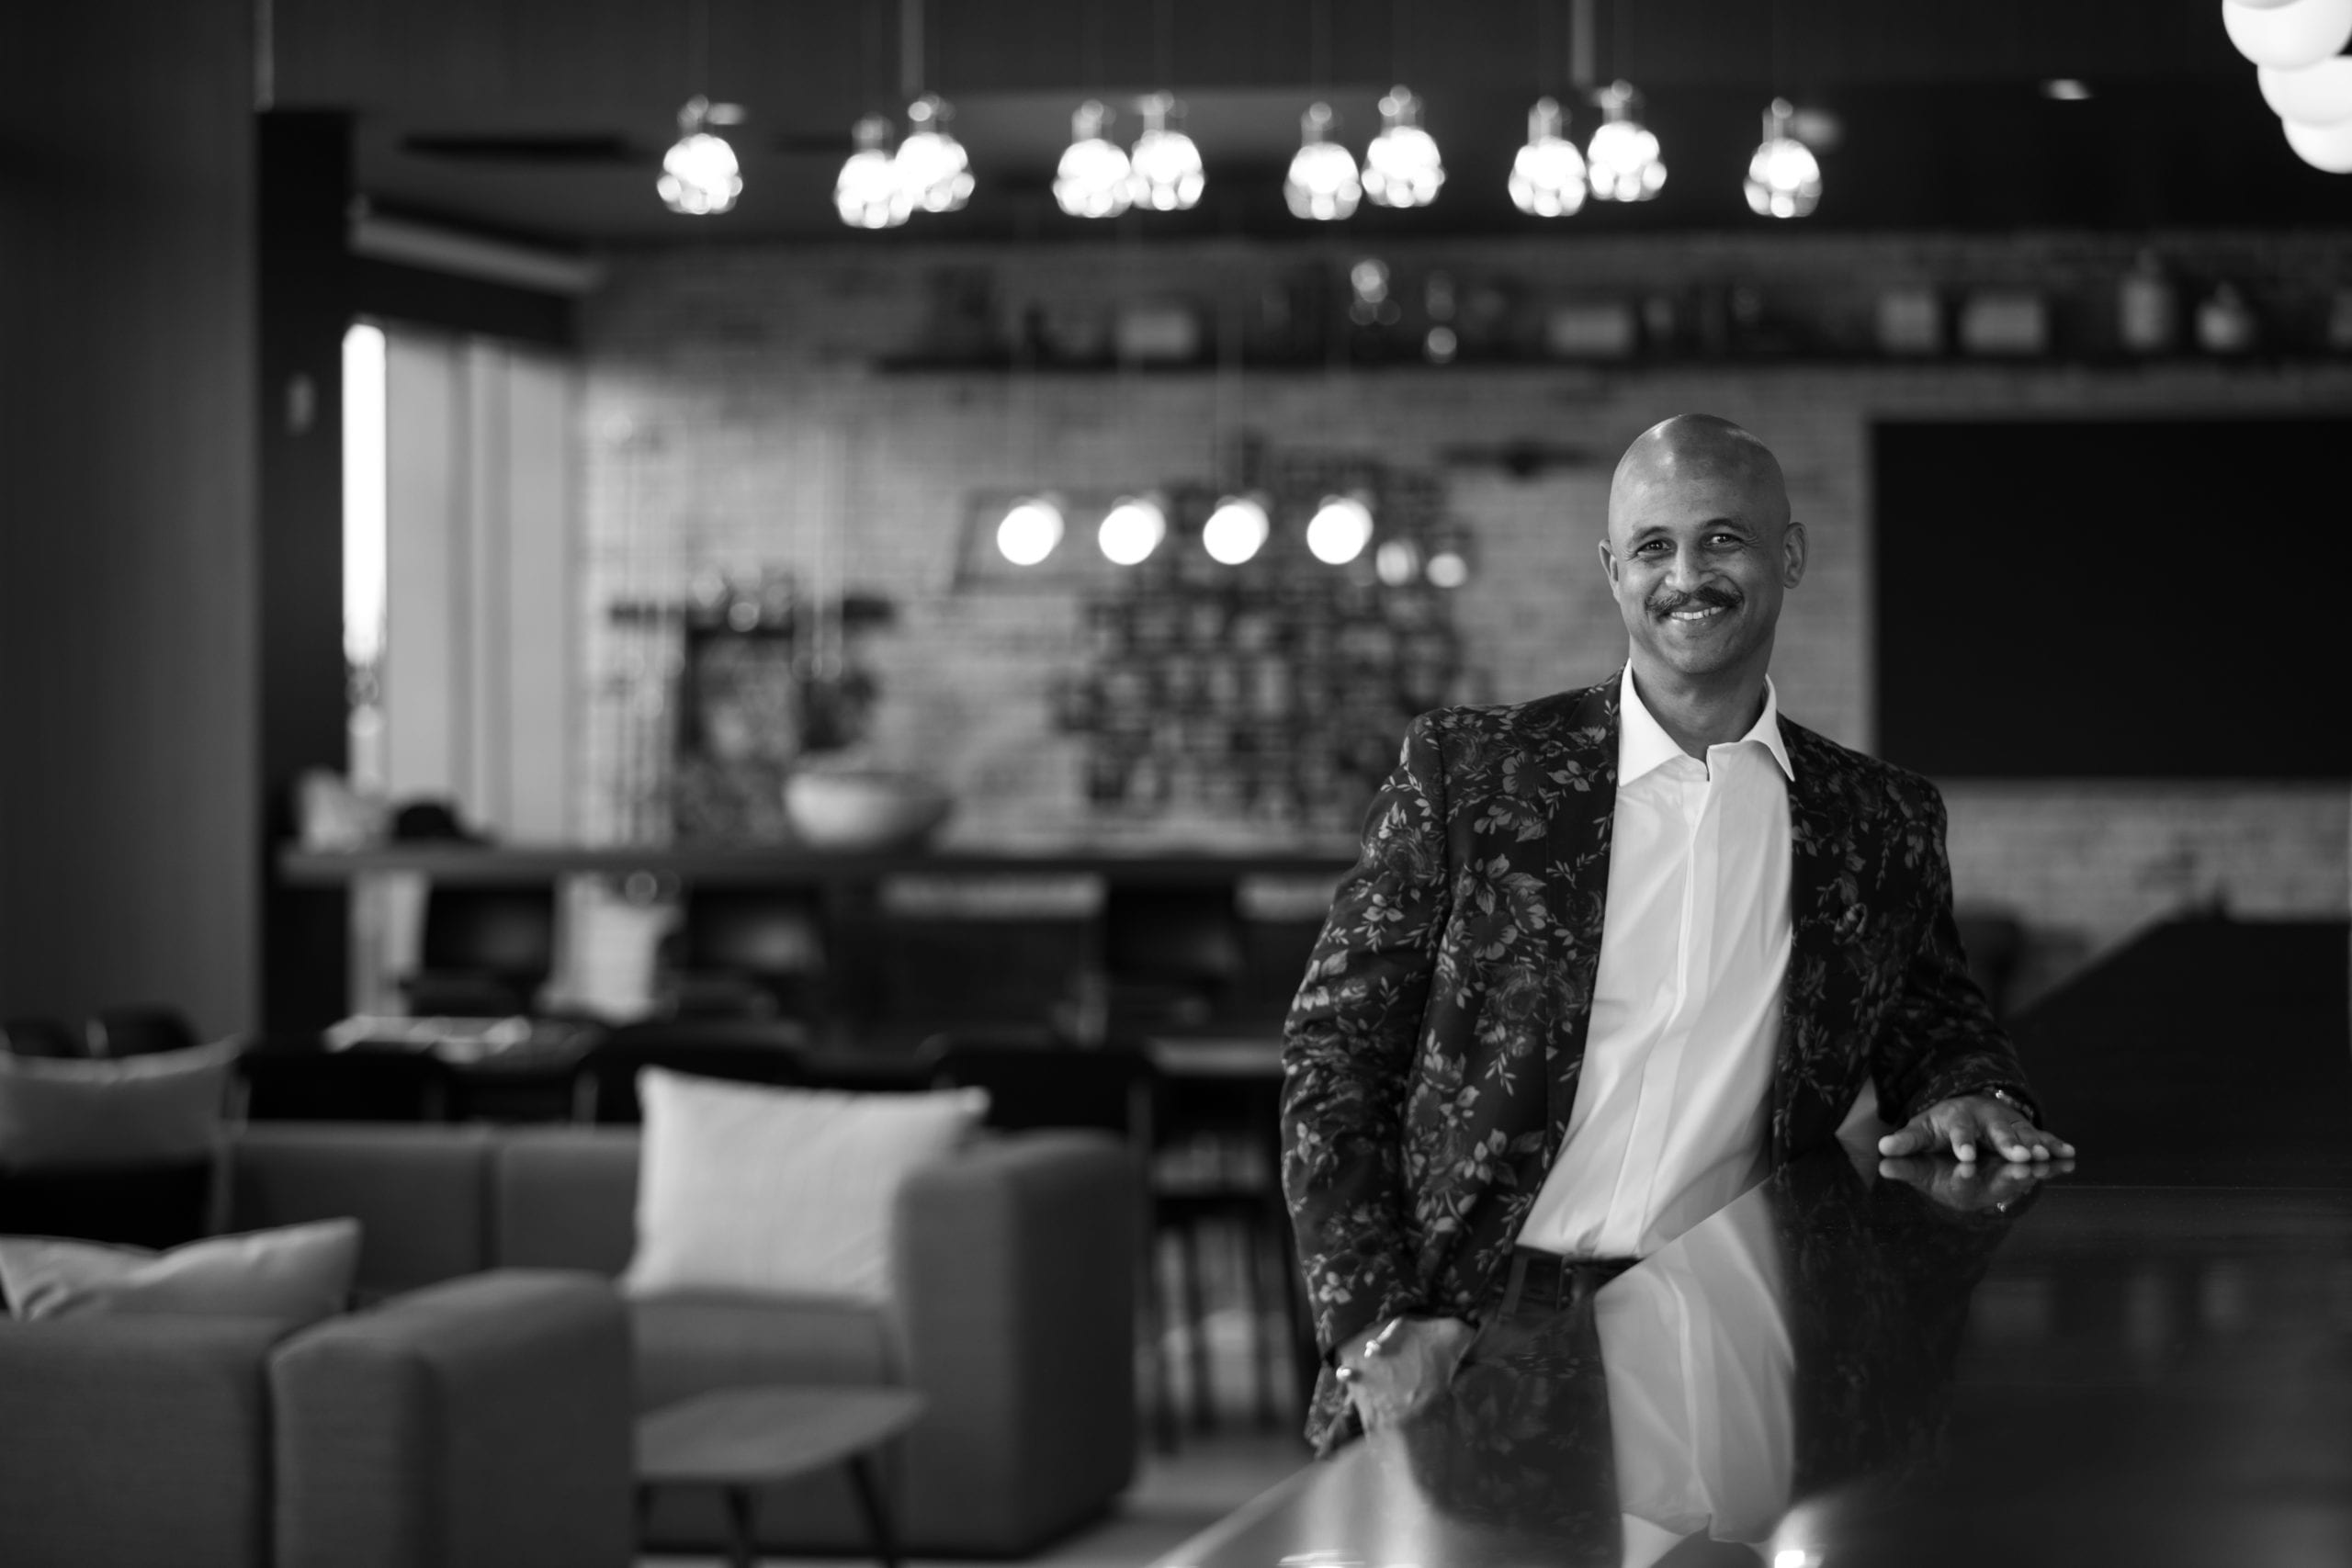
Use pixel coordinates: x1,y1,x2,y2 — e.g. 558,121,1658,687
1877,1117,1937,1157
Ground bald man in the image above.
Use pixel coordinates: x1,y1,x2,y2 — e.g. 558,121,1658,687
1281,415,2071,1451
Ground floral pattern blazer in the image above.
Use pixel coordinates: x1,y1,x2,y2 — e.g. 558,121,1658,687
1280,671,2036,1450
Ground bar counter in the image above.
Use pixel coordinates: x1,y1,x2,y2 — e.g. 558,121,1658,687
1159,1151,2352,1568
277,844,1358,887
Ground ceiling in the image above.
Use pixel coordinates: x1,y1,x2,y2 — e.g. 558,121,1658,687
278,0,2352,245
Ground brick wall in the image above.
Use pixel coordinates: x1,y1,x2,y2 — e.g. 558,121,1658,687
576,231,2352,984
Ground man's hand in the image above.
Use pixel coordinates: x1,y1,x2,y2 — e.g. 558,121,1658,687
1878,1094,2075,1164
1334,1314,1475,1432
1878,1153,2075,1213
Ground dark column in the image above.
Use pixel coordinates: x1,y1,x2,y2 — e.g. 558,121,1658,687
0,1,260,1033
257,111,355,1033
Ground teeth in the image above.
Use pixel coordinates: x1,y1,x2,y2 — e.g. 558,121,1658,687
1669,606,1723,621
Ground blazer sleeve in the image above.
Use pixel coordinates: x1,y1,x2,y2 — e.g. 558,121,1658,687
1872,786,2042,1125
1281,710,1455,1359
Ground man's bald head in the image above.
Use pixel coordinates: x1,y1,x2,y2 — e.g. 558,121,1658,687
1597,414,1807,695
1607,414,1791,547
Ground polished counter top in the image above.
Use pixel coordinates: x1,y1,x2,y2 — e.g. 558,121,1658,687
277,842,1357,886
1159,1150,2352,1568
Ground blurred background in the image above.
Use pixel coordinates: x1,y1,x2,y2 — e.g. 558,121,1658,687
1,0,2346,1045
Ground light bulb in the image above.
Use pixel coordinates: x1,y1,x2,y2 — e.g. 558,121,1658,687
1202,495,1270,564
1285,103,1362,221
658,96,744,216
1374,538,1422,586
1426,549,1469,589
1128,92,1205,210
2284,113,2352,170
896,93,974,214
1097,495,1167,565
997,497,1064,565
1363,85,1444,209
1587,80,1667,202
1509,96,1588,217
1744,98,1822,219
835,114,910,229
1306,494,1374,565
2222,0,2352,70
2260,57,2352,125
1054,100,1135,219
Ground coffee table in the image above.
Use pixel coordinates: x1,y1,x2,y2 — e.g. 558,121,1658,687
635,1385,926,1568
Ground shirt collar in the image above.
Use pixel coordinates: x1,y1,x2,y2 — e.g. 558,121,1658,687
1616,662,1796,784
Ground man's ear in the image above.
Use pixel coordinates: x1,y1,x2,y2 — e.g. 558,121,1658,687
1597,536,1619,587
1781,519,1808,589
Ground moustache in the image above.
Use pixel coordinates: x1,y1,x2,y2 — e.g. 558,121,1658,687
1647,584,1744,617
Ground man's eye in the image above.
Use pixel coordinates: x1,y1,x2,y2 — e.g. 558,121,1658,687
1636,541,1669,556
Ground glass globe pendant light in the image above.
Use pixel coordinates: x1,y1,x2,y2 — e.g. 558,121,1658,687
1509,96,1589,216
1284,103,1362,220
1202,494,1270,565
1586,79,1666,202
658,96,745,215
1306,494,1374,565
1098,495,1167,565
1128,92,1205,211
997,497,1065,566
2222,0,2352,70
2283,114,2352,171
2259,57,2352,127
834,114,911,229
1363,85,1444,208
1054,100,1134,219
1743,97,1821,219
896,92,974,214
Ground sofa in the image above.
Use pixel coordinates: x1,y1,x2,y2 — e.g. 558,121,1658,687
0,1267,633,1568
235,1119,1138,1557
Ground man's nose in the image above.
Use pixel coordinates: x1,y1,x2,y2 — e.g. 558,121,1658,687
1661,549,1706,592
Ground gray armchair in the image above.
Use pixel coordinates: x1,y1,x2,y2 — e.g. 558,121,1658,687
0,1269,632,1568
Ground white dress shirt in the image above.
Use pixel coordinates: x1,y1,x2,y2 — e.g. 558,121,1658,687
1516,661,1794,1259
1596,1181,1795,1565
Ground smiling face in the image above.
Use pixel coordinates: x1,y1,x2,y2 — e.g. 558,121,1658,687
1599,415,1807,690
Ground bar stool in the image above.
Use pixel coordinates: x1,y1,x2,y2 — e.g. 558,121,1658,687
571,1018,810,1124
404,882,559,1017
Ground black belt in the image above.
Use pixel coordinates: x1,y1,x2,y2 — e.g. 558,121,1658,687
1494,1247,1636,1319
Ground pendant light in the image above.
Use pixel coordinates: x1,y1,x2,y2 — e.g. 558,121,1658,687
2259,57,2352,126
1306,494,1374,565
1055,100,1134,219
997,496,1065,566
835,114,910,228
1202,495,1270,565
1098,495,1168,565
1129,92,1205,211
1586,79,1666,201
1510,97,1589,216
890,1,971,215
659,96,745,215
1285,103,1362,220
896,92,973,213
1363,85,1445,207
2221,0,2352,71
1744,97,1821,218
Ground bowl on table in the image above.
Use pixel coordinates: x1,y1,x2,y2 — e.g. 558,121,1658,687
783,770,953,852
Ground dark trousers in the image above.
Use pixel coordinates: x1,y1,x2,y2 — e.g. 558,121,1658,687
1390,1248,1635,1558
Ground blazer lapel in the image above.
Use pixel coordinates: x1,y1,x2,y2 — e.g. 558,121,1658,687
1774,719,1864,1157
1531,676,1622,1163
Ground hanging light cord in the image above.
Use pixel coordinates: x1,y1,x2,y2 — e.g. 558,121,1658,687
899,0,924,101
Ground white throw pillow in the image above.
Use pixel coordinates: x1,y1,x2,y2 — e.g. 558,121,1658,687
0,1218,359,1326
624,1070,988,1304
